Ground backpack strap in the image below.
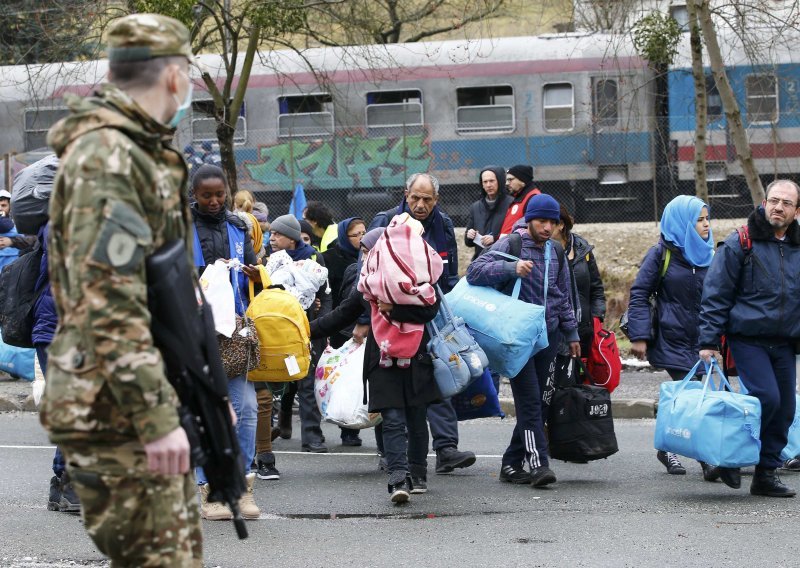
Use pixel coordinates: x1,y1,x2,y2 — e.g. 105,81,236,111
736,225,752,253
508,232,522,259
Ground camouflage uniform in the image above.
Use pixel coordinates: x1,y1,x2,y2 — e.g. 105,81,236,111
41,14,202,568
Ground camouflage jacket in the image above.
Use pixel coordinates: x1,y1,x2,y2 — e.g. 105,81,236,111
41,84,191,445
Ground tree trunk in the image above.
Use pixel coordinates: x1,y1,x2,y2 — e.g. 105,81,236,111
687,0,708,202
216,117,238,198
695,0,764,205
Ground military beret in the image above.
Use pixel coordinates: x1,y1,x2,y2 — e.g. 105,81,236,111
107,13,195,63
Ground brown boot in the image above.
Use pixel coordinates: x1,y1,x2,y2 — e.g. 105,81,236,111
199,483,233,521
238,473,261,520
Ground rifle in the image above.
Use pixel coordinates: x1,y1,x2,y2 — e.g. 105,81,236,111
146,239,248,539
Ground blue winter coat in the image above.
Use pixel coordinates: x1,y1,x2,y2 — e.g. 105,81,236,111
33,224,57,346
627,241,707,372
699,208,800,348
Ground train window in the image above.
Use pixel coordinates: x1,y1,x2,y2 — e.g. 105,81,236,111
365,90,423,129
705,75,723,122
669,5,689,32
278,93,334,137
706,162,727,182
24,107,69,151
592,79,618,127
746,74,778,123
455,85,514,134
543,83,574,131
191,99,246,144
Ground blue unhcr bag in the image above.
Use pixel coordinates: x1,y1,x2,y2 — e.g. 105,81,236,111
452,368,504,421
654,359,761,468
0,330,35,382
780,394,800,461
445,241,551,378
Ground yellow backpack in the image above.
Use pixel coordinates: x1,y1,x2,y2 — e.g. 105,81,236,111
246,265,311,382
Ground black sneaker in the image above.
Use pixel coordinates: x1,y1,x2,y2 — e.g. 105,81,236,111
256,455,281,481
59,473,81,514
530,466,557,488
657,451,686,475
499,465,532,485
388,480,411,504
341,434,363,447
783,457,800,471
48,475,61,512
410,476,427,494
435,447,476,474
751,467,796,497
301,441,329,453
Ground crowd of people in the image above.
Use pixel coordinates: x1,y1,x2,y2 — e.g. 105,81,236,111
1,12,799,568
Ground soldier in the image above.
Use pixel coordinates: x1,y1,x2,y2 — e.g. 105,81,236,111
41,14,202,566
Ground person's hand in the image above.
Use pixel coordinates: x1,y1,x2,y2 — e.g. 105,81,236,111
0,237,11,249
242,264,262,283
466,228,477,240
481,235,495,247
377,301,393,314
516,260,533,277
630,340,648,360
143,427,190,476
569,341,581,358
699,349,720,364
352,323,370,344
313,297,321,313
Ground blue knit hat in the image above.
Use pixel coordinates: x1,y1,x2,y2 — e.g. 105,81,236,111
524,194,560,222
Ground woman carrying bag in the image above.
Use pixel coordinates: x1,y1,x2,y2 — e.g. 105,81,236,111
627,195,717,480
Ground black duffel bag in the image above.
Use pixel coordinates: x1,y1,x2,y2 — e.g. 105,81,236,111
548,358,618,463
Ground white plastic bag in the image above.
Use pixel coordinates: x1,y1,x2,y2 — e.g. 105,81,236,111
314,340,381,429
199,260,236,337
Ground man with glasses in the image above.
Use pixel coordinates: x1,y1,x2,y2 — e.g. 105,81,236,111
700,180,800,497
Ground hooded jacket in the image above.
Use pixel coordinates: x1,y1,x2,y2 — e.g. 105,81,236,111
465,166,512,260
466,220,579,343
42,84,191,444
699,207,800,349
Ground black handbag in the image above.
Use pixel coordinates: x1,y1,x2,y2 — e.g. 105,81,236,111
548,358,618,463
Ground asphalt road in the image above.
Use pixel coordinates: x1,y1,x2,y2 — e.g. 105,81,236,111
1,412,799,568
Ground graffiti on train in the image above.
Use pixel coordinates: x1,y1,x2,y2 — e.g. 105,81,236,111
244,130,432,190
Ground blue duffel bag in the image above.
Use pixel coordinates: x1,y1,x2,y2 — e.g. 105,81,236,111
0,330,35,382
445,241,551,378
452,368,505,421
781,394,800,461
654,359,761,468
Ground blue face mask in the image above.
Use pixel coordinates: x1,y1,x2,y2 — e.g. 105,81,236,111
168,74,193,129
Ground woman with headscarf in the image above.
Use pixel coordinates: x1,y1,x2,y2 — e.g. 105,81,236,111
627,195,715,479
323,217,366,336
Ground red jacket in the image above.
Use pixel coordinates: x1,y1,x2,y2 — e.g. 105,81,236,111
499,187,540,236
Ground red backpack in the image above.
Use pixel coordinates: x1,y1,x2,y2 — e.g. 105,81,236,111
585,316,622,393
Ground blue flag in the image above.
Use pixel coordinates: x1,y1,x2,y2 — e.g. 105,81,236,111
289,183,307,220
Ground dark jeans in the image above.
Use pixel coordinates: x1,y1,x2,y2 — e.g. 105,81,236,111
728,338,797,469
426,398,459,451
36,344,66,478
503,333,559,470
381,406,429,485
281,374,324,445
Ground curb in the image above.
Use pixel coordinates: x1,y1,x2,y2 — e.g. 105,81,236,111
499,397,657,419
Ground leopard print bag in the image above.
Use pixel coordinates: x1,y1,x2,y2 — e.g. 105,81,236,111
217,315,260,379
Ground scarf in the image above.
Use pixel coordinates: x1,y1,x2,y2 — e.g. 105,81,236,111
285,241,317,261
660,195,714,267
335,217,360,263
192,218,247,315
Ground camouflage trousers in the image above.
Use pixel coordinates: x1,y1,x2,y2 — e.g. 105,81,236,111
60,437,202,567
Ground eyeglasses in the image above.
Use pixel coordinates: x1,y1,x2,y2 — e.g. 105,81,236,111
766,197,797,209
348,230,367,238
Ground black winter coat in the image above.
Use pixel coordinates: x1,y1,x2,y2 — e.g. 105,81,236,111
567,233,606,352
699,208,800,348
310,288,442,411
627,241,707,372
321,242,358,310
191,205,256,266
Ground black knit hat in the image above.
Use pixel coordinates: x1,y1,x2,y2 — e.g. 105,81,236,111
507,164,533,186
